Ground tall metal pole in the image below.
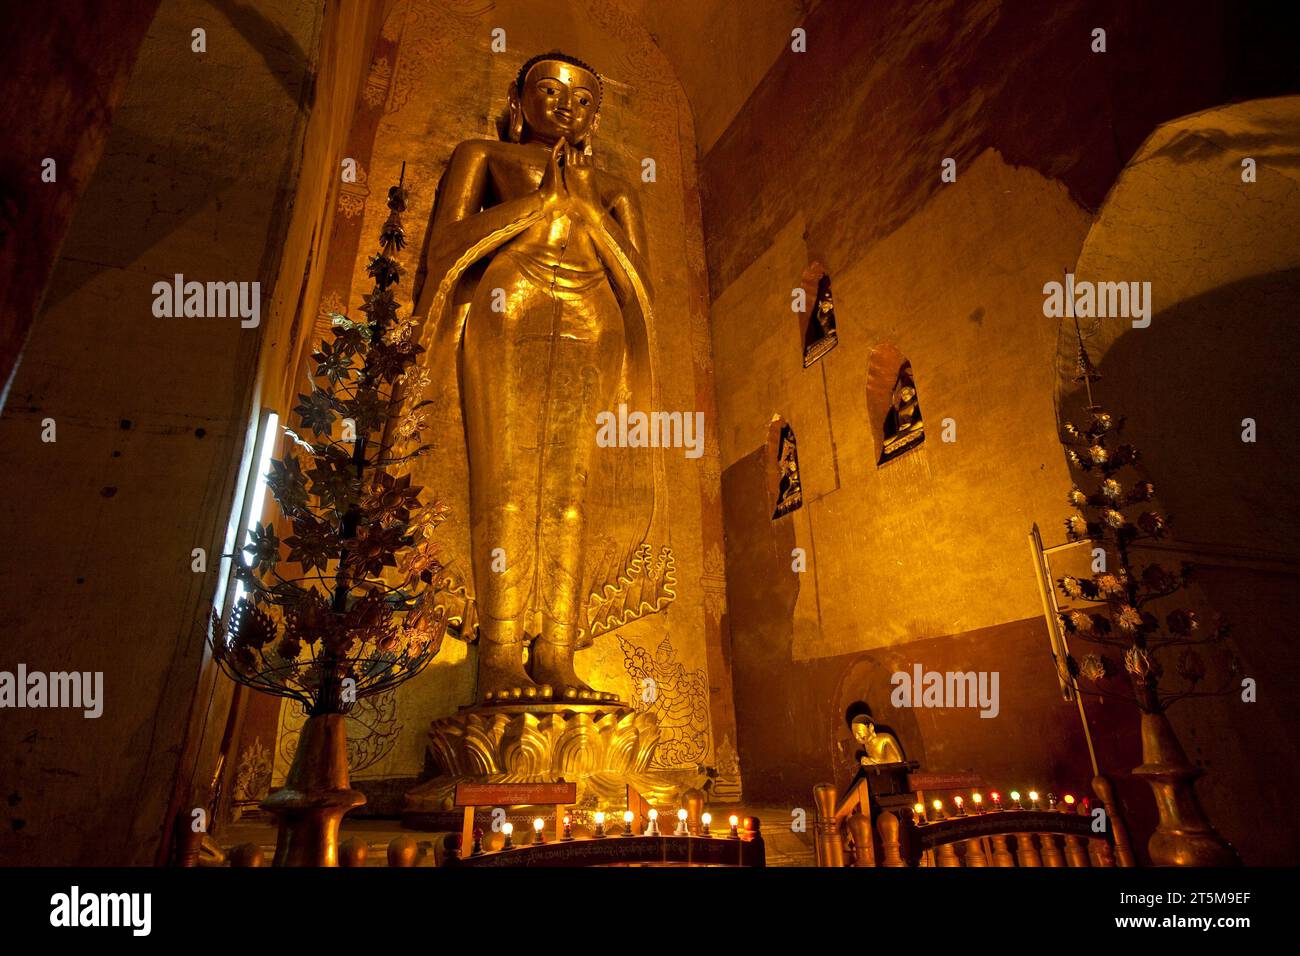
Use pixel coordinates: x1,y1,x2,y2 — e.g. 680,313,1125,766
1028,523,1100,777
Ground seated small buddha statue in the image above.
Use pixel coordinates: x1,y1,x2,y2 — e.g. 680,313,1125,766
851,714,906,766
772,422,802,518
880,361,925,461
802,273,837,365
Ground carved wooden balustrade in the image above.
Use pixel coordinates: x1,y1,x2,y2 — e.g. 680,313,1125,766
443,829,767,867
441,785,766,867
814,774,1136,868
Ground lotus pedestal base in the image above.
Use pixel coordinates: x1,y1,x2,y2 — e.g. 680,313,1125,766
403,702,705,828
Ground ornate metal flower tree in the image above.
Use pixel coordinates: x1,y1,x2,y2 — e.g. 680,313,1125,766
208,170,449,865
1054,332,1240,865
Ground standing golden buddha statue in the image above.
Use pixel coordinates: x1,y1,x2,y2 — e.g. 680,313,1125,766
405,52,673,708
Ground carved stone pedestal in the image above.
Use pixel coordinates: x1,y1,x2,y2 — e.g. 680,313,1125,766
403,703,704,827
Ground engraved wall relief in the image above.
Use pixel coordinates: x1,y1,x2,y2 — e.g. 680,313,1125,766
272,690,403,786
619,633,711,770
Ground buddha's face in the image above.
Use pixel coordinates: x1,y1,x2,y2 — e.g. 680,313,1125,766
851,718,874,742
518,61,600,145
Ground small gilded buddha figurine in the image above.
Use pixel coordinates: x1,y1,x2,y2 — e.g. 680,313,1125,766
405,52,671,705
850,715,906,766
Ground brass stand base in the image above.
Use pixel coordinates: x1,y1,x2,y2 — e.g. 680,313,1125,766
261,713,366,866
403,702,704,824
1134,711,1240,867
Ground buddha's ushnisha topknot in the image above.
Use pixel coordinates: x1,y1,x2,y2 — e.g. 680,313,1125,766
516,51,604,105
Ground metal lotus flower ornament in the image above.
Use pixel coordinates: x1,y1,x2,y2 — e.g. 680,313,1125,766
1054,404,1238,714
207,171,450,865
1052,331,1240,867
209,172,448,717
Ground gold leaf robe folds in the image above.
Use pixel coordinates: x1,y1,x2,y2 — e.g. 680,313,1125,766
405,185,673,648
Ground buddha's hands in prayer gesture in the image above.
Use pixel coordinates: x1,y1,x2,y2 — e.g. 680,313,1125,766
538,137,570,215
561,141,605,225
539,138,605,223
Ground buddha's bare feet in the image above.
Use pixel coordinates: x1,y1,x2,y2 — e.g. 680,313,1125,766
531,641,621,703
478,641,535,703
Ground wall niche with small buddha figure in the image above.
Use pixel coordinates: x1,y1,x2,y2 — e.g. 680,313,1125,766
767,414,803,519
797,261,838,367
866,343,925,465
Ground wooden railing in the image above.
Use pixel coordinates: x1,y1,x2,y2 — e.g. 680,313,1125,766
814,774,1136,867
444,829,766,867
444,785,766,867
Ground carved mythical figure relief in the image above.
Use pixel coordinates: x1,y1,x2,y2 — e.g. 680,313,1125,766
710,733,743,802
402,52,673,706
619,634,709,769
230,738,273,821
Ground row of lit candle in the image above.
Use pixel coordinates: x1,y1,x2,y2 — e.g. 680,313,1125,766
913,790,1082,824
494,808,743,848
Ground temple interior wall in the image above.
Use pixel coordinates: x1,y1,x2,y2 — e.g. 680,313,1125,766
1,0,1297,866
701,0,1300,864
0,0,325,864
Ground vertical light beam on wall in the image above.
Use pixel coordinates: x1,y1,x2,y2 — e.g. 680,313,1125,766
233,410,279,608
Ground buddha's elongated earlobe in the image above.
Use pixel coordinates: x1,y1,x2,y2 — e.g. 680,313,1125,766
581,113,600,156
507,86,524,142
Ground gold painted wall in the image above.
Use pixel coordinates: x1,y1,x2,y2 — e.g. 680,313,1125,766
712,150,1090,659
620,0,817,154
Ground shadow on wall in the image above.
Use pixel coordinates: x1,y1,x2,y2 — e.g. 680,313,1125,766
39,0,315,319
699,0,1300,303
208,0,314,102
722,242,1300,866
721,441,1097,813
1061,270,1300,557
1045,96,1300,863
1058,271,1300,865
1147,119,1300,171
